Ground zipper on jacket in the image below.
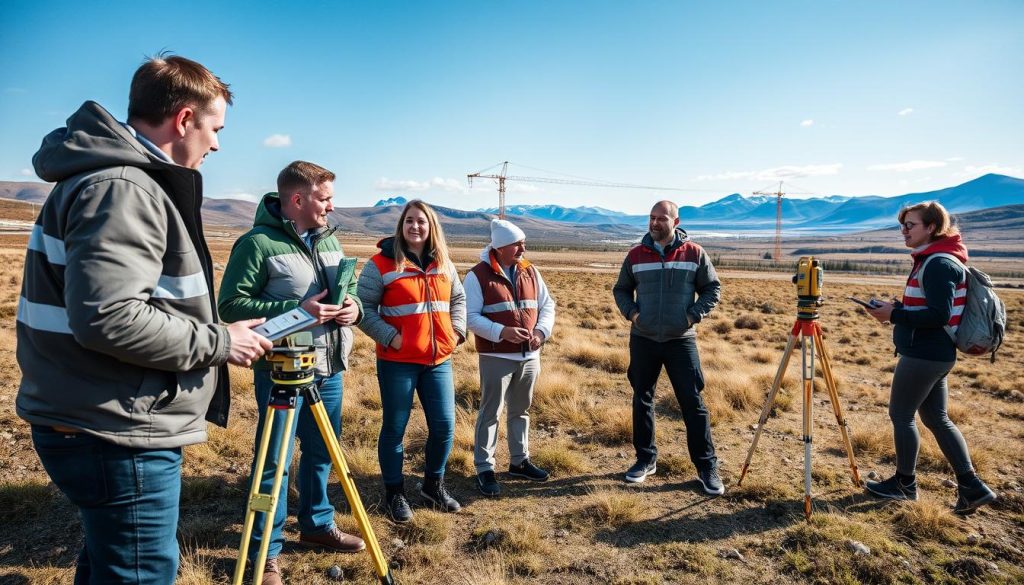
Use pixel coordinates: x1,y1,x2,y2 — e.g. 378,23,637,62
307,227,338,373
421,264,439,364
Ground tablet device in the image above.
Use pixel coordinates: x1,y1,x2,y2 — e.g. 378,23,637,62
848,296,879,309
251,307,316,341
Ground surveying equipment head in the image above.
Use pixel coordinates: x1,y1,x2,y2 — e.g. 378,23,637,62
266,332,317,408
792,256,823,320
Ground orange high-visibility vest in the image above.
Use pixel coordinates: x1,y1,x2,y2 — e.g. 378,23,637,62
370,254,457,365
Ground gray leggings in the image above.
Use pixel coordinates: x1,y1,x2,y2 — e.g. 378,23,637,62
889,355,974,476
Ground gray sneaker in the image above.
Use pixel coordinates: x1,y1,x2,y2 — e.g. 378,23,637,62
624,460,657,483
697,467,725,495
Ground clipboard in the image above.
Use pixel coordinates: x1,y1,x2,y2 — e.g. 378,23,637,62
328,257,358,305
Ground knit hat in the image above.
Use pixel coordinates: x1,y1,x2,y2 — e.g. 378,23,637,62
489,219,526,249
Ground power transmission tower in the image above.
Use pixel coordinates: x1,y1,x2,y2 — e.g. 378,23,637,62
754,182,785,261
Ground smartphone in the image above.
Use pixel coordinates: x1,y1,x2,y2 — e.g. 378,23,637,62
848,296,880,309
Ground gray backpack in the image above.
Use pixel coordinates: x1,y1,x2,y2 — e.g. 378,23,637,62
921,253,1007,362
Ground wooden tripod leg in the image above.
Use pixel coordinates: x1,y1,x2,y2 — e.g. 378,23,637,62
802,330,814,520
813,329,861,487
309,400,395,585
738,332,799,486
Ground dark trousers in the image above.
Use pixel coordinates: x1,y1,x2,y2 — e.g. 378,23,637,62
628,334,717,471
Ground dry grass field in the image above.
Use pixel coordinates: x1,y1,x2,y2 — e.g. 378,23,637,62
1,227,1023,584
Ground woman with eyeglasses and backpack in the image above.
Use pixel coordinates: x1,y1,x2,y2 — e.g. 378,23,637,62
860,201,996,514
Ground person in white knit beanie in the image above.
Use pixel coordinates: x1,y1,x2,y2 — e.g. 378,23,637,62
464,218,556,496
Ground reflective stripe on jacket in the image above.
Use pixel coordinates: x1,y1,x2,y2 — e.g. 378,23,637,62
360,251,461,365
470,252,539,354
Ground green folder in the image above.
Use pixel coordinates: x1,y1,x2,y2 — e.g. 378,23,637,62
328,257,358,305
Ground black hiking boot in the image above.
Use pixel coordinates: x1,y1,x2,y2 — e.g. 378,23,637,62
865,474,918,501
384,484,413,523
953,476,996,515
508,459,550,482
420,476,461,512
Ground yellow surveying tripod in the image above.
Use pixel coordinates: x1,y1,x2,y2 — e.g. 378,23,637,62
232,333,395,584
737,257,861,519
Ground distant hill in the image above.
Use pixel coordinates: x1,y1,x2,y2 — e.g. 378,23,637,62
0,181,51,203
477,204,638,225
857,203,1024,242
3,174,1022,240
329,205,639,243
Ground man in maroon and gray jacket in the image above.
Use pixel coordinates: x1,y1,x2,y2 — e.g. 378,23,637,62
612,200,724,494
465,219,556,497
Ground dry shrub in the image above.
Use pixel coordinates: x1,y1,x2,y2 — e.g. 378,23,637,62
657,453,694,477
0,478,54,522
851,426,895,457
452,551,511,585
344,444,380,476
734,315,763,330
575,489,643,528
398,509,452,545
532,368,591,424
590,405,633,445
176,546,218,585
703,370,762,422
710,320,733,335
561,338,628,373
532,440,589,475
729,475,794,501
750,349,774,364
890,500,962,543
445,448,475,477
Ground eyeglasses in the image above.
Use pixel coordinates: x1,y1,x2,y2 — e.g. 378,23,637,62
900,221,917,231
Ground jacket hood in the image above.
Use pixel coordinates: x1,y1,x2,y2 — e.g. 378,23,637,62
376,236,397,259
32,101,167,183
255,192,286,229
912,234,968,265
640,227,689,251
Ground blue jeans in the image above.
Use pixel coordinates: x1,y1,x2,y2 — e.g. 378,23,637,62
377,359,455,486
248,370,343,561
31,425,182,584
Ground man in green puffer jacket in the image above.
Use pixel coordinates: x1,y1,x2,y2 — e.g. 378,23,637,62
218,161,365,582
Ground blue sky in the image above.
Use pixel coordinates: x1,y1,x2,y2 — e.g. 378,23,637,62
1,1,1021,214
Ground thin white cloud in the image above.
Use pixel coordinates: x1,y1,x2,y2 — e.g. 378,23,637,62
375,177,467,193
955,164,1023,178
376,176,541,195
211,190,260,202
800,119,814,127
5,87,28,94
868,160,947,172
898,108,914,116
263,134,292,148
945,156,964,162
697,164,842,182
20,168,34,177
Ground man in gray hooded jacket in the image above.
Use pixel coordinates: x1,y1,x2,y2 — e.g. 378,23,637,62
16,54,271,583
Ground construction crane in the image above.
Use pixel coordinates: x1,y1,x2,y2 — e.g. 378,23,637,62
467,161,700,219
